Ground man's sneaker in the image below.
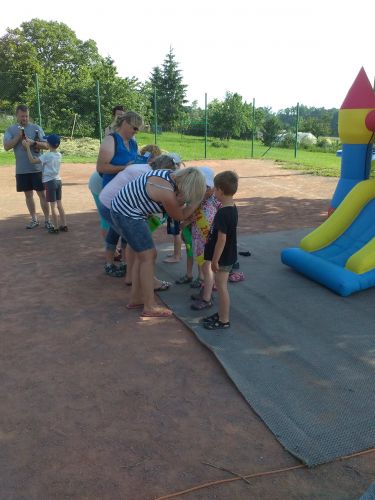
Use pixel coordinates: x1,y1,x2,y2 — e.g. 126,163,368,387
45,220,54,230
26,219,39,229
104,263,125,278
48,227,59,234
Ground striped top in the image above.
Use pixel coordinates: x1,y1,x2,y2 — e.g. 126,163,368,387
111,169,176,219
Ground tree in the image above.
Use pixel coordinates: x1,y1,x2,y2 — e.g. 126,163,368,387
299,116,330,139
0,19,148,136
208,92,249,140
149,48,187,130
260,116,282,147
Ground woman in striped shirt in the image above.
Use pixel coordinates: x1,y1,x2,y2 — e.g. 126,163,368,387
111,167,206,318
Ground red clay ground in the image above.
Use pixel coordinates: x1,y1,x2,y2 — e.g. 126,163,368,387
0,159,374,500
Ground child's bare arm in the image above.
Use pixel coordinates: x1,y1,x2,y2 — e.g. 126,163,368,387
22,140,41,164
211,231,227,272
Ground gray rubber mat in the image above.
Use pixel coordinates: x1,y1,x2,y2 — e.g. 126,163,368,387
155,229,375,466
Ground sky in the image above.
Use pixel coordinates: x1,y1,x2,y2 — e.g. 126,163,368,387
1,0,374,112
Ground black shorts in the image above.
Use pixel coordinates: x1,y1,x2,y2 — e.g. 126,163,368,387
45,179,62,202
16,172,44,192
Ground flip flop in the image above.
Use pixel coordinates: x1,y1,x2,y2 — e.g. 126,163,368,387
126,303,144,309
140,309,173,318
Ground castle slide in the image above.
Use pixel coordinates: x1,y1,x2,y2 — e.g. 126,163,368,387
281,179,375,296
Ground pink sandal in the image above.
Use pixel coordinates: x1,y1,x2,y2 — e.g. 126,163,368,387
228,271,245,283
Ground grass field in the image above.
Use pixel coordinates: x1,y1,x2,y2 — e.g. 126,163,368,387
0,131,343,176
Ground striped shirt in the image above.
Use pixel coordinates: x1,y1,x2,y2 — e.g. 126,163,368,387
111,169,175,219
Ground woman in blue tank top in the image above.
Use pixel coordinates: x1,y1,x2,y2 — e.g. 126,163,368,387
96,111,143,187
95,111,143,277
110,167,207,318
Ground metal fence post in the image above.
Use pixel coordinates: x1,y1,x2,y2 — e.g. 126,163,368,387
34,73,42,127
294,102,300,159
154,87,157,145
96,80,103,142
251,98,256,158
204,93,208,159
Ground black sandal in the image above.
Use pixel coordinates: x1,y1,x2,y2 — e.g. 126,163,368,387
201,312,219,324
204,319,230,330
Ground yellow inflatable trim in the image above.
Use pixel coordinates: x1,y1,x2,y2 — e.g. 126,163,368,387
300,180,375,252
346,237,375,273
339,109,375,144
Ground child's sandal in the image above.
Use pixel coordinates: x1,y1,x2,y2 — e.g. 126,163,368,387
204,320,230,330
190,277,203,288
175,274,193,284
201,312,219,324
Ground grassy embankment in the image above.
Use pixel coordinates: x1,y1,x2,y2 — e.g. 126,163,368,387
0,131,342,177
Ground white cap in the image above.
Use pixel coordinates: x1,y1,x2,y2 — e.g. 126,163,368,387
168,152,182,165
199,166,215,188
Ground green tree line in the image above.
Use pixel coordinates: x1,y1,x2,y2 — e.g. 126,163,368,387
0,19,338,140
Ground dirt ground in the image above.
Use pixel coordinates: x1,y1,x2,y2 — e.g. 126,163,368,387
0,159,373,500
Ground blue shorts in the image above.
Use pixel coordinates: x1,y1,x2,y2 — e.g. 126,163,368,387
110,210,154,252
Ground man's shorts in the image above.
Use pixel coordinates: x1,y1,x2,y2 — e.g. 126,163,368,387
16,172,44,192
44,179,62,202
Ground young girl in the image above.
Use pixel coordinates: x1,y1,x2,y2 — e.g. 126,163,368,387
187,167,221,310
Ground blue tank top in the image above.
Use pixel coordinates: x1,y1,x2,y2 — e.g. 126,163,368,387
111,170,176,220
102,132,138,187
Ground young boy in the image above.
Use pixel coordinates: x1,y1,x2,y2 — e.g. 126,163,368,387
202,171,239,330
24,134,67,234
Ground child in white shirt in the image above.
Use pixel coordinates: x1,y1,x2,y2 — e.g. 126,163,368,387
24,134,67,233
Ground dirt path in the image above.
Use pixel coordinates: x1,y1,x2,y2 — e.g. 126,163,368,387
0,160,373,499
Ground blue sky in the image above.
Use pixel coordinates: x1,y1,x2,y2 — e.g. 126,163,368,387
1,0,374,111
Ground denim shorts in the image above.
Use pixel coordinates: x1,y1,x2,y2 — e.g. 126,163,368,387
91,193,110,231
110,210,154,252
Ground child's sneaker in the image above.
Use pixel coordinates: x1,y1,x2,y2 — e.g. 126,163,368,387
104,263,125,278
45,220,53,230
26,219,39,229
48,227,59,234
59,225,68,232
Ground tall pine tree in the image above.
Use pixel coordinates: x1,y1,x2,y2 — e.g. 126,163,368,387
150,48,187,131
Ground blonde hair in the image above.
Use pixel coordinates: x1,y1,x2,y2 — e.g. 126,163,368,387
149,154,179,171
173,167,206,207
140,144,162,159
113,111,143,131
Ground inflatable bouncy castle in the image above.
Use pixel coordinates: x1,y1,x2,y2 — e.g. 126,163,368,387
281,68,375,296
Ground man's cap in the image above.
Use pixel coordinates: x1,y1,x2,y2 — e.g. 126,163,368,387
199,166,215,187
43,134,60,147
